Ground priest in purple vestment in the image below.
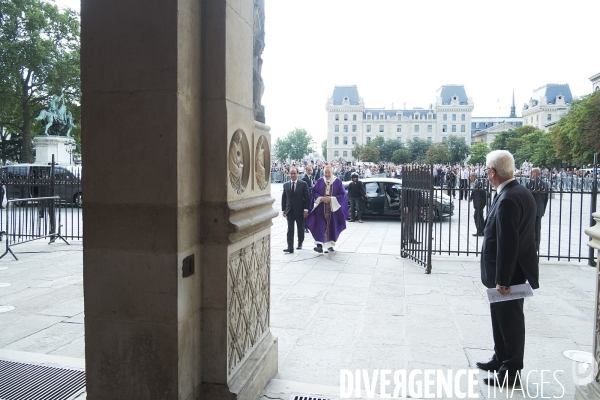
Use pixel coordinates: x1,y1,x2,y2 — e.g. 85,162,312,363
306,165,349,253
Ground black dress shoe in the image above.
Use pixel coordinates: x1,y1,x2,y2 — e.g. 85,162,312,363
327,247,335,252
296,244,302,250
304,228,309,233
483,371,521,387
283,248,294,253
314,244,323,253
476,359,502,372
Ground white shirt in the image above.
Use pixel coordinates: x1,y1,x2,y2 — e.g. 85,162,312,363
496,177,515,195
460,169,470,179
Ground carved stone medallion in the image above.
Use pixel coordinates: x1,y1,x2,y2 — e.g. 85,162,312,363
229,130,250,194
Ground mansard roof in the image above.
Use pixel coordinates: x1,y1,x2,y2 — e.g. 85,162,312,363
530,83,572,105
331,85,360,105
437,85,469,105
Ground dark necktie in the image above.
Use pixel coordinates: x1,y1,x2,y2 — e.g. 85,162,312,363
492,192,499,206
292,181,295,194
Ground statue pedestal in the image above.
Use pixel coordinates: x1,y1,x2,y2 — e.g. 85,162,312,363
33,135,74,165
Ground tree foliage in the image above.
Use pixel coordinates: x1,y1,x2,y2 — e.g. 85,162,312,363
274,128,314,162
406,138,431,163
391,149,410,165
0,0,81,162
425,142,450,164
321,139,327,160
550,91,600,164
360,146,380,162
446,135,471,164
469,142,490,165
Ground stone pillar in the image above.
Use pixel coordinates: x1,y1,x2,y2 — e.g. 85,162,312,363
199,0,277,398
578,212,600,399
33,135,74,165
81,0,276,399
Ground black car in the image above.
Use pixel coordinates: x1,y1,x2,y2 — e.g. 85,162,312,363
343,177,454,219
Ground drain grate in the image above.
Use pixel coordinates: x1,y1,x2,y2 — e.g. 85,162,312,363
0,359,85,400
290,395,334,400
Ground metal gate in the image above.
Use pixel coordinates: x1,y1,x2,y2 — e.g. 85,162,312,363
400,165,434,273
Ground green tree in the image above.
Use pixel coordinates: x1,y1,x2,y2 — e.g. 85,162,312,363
406,138,431,163
446,135,471,164
391,148,410,165
550,91,600,164
274,127,314,162
379,139,404,162
368,136,385,149
469,142,490,165
351,144,364,160
490,130,519,152
425,142,450,164
321,139,327,160
0,0,81,162
360,146,380,162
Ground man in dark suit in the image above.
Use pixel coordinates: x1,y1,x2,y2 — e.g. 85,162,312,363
527,167,549,252
281,167,310,253
469,173,487,236
301,166,314,233
478,150,539,387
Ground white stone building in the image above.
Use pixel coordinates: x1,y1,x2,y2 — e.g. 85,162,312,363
590,72,600,92
522,84,572,132
326,85,474,161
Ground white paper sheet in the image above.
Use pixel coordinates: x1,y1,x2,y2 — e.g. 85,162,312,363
486,283,534,303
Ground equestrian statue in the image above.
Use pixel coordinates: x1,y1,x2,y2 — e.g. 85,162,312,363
34,91,75,137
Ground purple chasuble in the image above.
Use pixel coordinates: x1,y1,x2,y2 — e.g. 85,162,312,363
306,176,349,243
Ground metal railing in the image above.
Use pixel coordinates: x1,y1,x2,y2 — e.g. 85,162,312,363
0,196,69,260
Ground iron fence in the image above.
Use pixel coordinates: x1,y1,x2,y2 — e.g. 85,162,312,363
0,161,82,241
0,196,69,260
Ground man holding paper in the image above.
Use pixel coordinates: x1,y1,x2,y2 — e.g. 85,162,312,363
477,150,539,387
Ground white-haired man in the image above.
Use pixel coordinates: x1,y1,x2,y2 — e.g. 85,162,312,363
477,150,539,387
306,165,348,253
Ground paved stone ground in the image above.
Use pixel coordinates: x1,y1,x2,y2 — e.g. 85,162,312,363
0,185,597,399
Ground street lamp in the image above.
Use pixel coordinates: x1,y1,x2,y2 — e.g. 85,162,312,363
66,140,76,164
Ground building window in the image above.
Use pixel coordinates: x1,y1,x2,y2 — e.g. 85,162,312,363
442,125,447,132
461,114,466,121
397,137,401,142
335,125,339,132
475,122,479,128
461,125,466,132
442,137,447,142
353,114,357,121
428,114,432,120
397,125,401,132
443,114,447,121
452,125,456,132
414,125,419,133
352,136,357,144
344,114,348,121
334,151,339,157
344,125,348,132
367,125,371,132
428,125,432,133
366,137,371,143
334,137,339,145
343,151,348,157
547,114,552,121
352,125,357,132
427,137,432,142
536,115,539,121
452,114,456,121
367,114,371,120
379,125,384,132
335,114,339,121
343,137,348,145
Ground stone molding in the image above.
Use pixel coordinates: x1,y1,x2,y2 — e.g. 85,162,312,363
584,212,600,384
229,195,277,244
227,235,270,376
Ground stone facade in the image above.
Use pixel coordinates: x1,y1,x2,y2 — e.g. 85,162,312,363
472,122,520,146
522,83,572,132
81,0,277,399
590,72,600,92
326,85,474,161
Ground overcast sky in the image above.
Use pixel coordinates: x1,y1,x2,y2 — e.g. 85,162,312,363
56,0,599,146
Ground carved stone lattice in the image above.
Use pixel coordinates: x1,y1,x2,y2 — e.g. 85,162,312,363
227,235,270,374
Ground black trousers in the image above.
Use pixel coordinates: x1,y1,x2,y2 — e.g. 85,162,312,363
534,215,542,252
490,298,525,373
287,211,305,248
474,206,484,234
459,179,469,199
